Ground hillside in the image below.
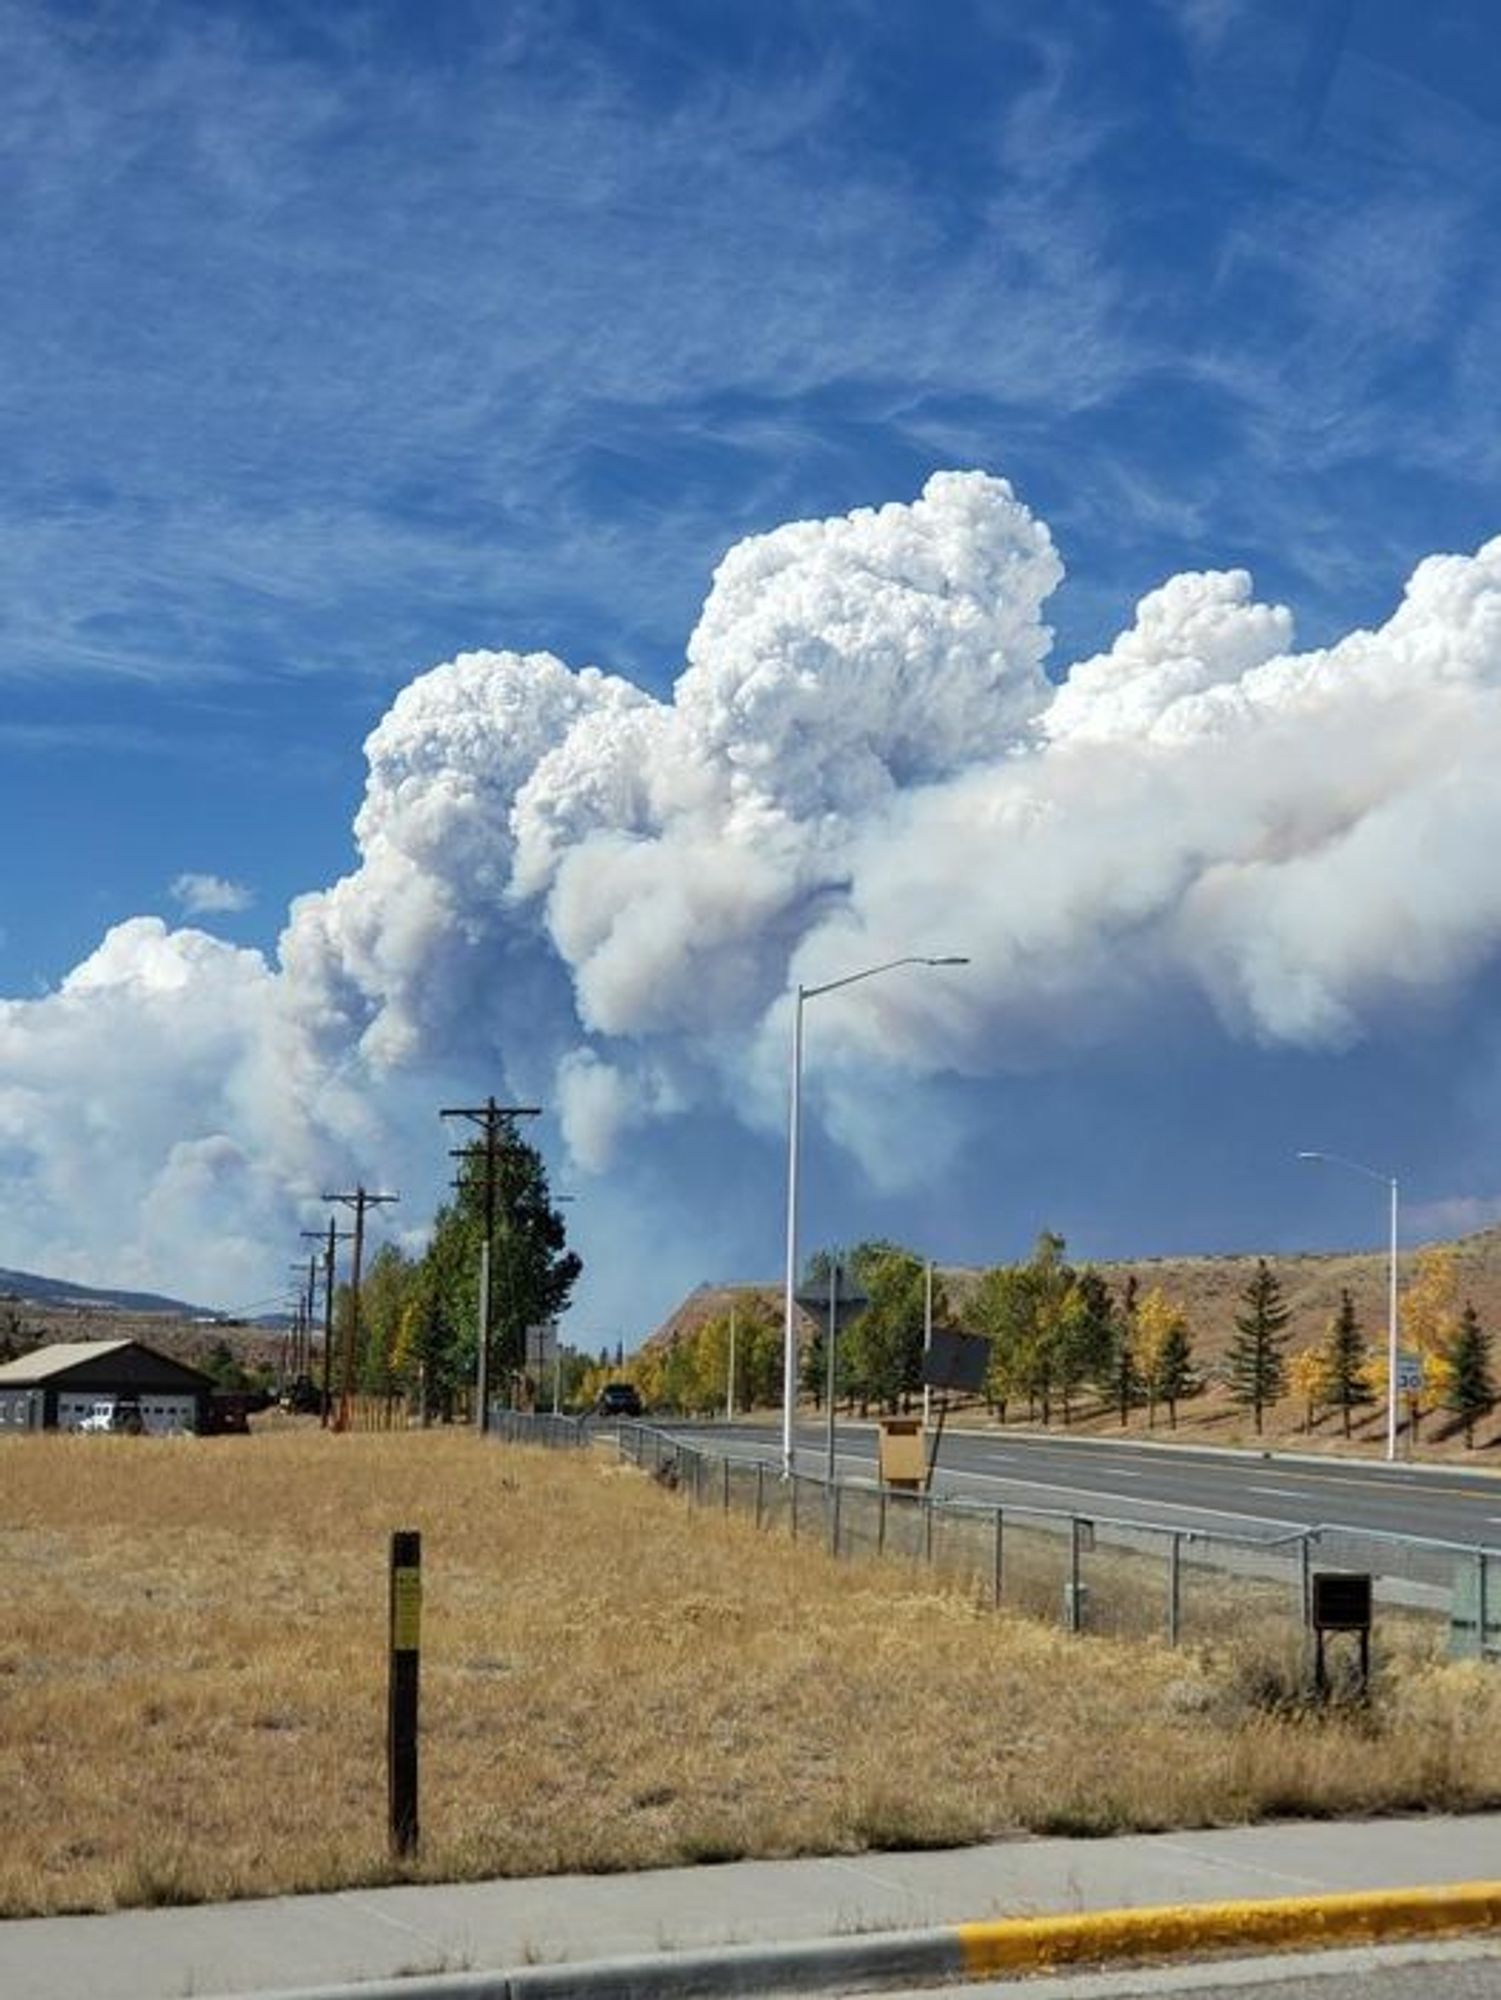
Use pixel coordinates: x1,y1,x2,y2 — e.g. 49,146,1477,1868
0,1270,289,1380
0,1265,211,1318
647,1227,1501,1459
653,1229,1501,1361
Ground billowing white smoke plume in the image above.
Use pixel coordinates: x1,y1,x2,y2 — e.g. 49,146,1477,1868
3,469,1501,1307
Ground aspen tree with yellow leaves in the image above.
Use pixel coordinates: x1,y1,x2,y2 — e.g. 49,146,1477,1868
1393,1246,1460,1444
1135,1286,1194,1428
1289,1345,1332,1431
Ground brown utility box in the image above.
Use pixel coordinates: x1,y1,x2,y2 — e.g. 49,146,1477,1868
878,1416,926,1490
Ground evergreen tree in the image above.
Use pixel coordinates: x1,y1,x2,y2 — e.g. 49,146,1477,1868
1101,1273,1141,1426
1151,1315,1196,1428
1229,1259,1291,1435
1446,1301,1494,1448
1400,1247,1460,1445
1058,1268,1116,1425
1322,1287,1372,1438
423,1124,581,1409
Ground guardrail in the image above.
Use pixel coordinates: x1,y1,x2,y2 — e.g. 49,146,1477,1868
493,1412,1501,1660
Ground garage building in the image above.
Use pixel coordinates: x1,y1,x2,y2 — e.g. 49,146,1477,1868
0,1340,212,1435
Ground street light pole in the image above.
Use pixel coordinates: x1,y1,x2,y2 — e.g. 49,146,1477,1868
1297,1151,1400,1463
781,988,806,1482
1387,1171,1399,1462
781,954,969,1481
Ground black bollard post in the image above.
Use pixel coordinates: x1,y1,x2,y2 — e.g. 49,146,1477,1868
388,1530,422,1858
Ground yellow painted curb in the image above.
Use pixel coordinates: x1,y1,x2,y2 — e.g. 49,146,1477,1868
959,1881,1501,1975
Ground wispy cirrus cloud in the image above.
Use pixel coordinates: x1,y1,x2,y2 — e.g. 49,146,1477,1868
0,1,1146,696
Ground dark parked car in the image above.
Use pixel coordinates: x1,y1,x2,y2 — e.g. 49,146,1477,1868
596,1382,643,1419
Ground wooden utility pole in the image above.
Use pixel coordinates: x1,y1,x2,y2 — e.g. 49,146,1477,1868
303,1221,352,1426
321,1187,399,1431
438,1098,540,1434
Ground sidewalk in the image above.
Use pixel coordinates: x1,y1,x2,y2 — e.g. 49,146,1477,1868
3,1814,1500,2000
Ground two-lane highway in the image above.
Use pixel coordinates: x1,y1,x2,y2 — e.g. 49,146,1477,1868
653,1421,1501,1548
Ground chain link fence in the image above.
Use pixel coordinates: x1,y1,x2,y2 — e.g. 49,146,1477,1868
576,1419,1501,1661
489,1408,593,1450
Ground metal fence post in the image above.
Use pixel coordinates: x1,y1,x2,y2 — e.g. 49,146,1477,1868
1067,1516,1082,1634
878,1485,887,1558
1168,1531,1181,1647
723,1456,731,1515
754,1460,764,1530
1478,1549,1490,1662
1300,1534,1312,1629
992,1507,1003,1609
791,1472,799,1542
830,1482,841,1558
924,1495,934,1566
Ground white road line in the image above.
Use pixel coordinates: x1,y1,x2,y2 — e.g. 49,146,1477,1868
1246,1485,1306,1498
929,1462,1306,1531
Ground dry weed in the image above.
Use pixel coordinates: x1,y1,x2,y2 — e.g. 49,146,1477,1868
2,1429,1499,1916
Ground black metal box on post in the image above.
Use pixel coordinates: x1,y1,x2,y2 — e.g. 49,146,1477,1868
1310,1570,1372,1700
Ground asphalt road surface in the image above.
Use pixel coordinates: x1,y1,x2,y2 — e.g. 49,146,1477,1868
654,1421,1501,1548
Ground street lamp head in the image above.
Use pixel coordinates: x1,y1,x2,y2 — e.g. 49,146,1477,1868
924,955,970,967
1296,1151,1322,1162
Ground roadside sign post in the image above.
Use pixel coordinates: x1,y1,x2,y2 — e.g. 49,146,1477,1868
1396,1354,1423,1462
920,1328,991,1491
388,1530,422,1858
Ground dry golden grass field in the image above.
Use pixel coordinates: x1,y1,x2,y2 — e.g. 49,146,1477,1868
4,1427,1501,1919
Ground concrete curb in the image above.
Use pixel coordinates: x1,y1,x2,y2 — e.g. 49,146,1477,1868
214,1926,965,2000
220,1880,1501,2000
956,1880,1501,1976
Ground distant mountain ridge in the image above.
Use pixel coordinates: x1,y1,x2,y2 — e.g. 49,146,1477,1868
0,1265,213,1319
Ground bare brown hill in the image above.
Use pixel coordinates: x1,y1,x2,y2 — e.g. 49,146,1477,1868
646,1229,1501,1459
652,1231,1501,1362
0,1293,287,1380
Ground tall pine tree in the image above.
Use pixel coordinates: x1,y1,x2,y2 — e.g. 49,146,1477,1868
1446,1301,1494,1448
1322,1287,1372,1438
1103,1273,1142,1426
423,1124,581,1410
1229,1259,1291,1435
1151,1315,1196,1429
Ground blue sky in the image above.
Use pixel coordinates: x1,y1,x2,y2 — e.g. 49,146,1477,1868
4,0,1501,1334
